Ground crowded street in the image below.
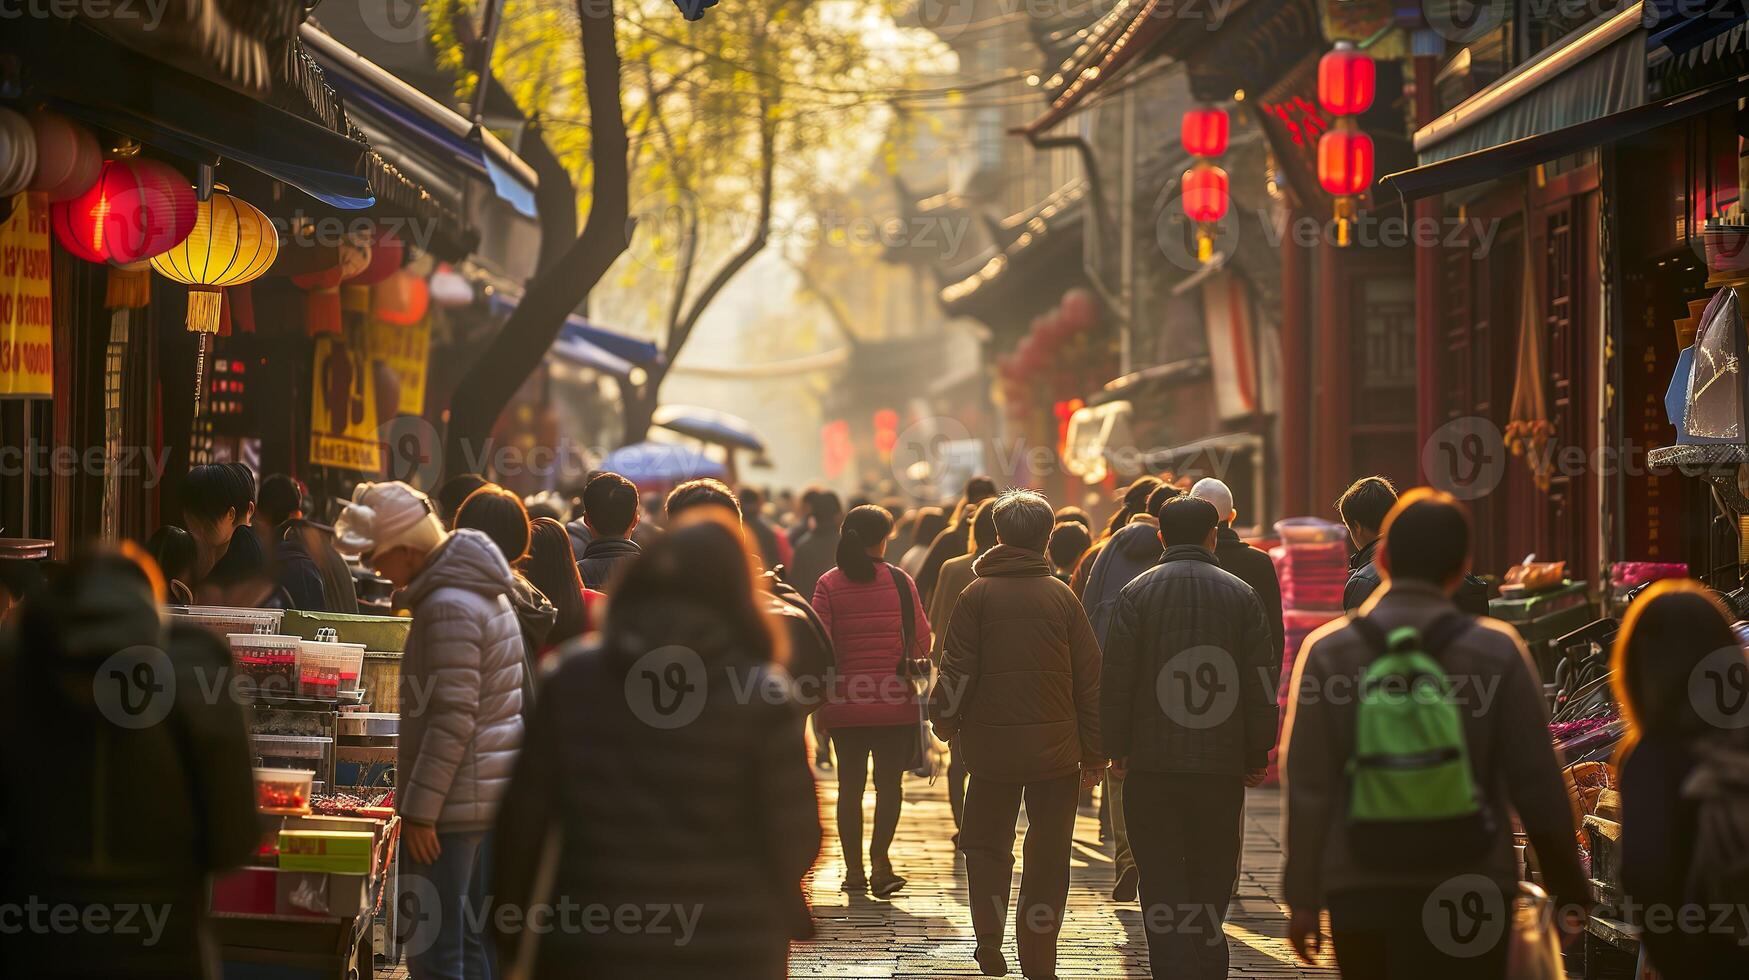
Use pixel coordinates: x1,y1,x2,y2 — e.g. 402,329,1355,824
10,1,1749,979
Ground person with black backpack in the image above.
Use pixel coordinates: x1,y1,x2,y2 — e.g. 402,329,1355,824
1281,488,1588,980
1612,579,1749,977
810,504,932,899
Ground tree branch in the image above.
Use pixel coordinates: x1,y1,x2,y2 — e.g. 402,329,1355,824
443,0,630,478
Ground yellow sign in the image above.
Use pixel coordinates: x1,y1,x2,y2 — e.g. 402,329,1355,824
310,329,383,472
365,314,429,416
0,192,53,397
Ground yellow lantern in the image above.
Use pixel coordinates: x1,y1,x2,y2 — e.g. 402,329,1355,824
151,185,279,333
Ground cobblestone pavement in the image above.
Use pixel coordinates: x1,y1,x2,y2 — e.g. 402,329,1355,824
380,771,1336,979
792,769,1338,979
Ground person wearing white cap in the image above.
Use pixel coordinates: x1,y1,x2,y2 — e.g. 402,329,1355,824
337,481,526,980
1189,478,1283,664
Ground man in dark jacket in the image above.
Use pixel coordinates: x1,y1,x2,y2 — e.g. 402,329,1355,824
1338,476,1489,615
577,471,642,592
931,490,1103,980
916,475,998,604
1102,496,1278,980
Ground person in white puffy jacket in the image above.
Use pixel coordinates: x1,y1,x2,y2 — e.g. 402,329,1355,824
338,481,526,980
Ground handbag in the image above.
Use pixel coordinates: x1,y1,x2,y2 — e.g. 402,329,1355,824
1505,882,1563,980
887,564,935,778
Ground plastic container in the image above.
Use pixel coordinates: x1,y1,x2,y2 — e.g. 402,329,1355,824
254,767,315,813
296,639,366,698
1272,517,1347,544
227,633,303,698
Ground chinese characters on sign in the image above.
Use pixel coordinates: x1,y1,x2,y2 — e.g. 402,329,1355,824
0,192,54,397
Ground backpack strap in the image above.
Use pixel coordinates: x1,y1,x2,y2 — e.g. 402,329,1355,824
888,563,915,657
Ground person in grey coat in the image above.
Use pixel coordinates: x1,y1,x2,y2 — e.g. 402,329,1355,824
338,482,526,980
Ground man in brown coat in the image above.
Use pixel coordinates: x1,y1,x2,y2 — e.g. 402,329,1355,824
931,490,1103,980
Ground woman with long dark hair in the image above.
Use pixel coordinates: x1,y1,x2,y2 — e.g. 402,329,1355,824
491,511,821,979
1613,579,1749,977
519,517,595,651
811,504,931,897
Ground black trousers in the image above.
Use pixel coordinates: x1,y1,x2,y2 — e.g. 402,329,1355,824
1123,771,1244,980
1328,886,1511,980
832,724,912,873
961,772,1079,979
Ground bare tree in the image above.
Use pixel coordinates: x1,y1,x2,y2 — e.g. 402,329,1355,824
442,0,629,478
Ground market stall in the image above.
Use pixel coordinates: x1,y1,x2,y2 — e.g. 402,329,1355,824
177,605,409,978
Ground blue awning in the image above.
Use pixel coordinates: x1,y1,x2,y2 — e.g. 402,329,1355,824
488,292,662,366
301,25,539,219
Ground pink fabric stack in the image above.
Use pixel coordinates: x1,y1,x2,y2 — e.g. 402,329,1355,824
1270,541,1348,611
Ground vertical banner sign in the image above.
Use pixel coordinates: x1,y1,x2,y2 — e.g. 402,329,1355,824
366,314,430,416
0,192,53,397
310,328,383,472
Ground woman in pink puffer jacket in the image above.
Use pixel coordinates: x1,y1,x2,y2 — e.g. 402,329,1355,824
811,504,931,898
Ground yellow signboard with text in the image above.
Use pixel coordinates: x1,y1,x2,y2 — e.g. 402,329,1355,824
310,329,383,473
365,314,429,416
0,192,53,397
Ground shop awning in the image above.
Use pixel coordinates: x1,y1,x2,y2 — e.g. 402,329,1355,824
301,24,539,218
552,333,636,379
1648,2,1749,97
24,23,375,208
489,293,663,366
1410,3,1645,168
1089,356,1212,406
1381,70,1749,202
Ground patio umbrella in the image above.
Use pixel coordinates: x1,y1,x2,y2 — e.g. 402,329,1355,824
651,404,766,453
600,441,727,486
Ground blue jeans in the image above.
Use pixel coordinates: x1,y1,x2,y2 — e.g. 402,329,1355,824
400,829,497,980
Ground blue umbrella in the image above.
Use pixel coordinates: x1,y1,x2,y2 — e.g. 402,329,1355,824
600,441,727,486
651,404,766,453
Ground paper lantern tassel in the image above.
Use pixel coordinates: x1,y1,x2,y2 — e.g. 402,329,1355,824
105,263,152,309
186,285,224,333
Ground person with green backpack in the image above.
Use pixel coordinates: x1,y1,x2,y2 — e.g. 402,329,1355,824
1280,488,1588,979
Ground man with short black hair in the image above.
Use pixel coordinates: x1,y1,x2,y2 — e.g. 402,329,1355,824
1282,489,1586,978
1102,495,1278,980
1338,475,1488,615
258,473,356,614
179,463,258,586
665,478,742,522
577,471,642,592
931,490,1103,980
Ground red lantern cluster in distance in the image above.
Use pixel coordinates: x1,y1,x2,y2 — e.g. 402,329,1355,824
998,288,1098,414
51,156,196,265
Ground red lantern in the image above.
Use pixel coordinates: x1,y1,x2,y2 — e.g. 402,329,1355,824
1318,42,1375,116
1317,128,1374,196
1180,107,1229,158
51,154,195,265
372,268,430,326
1181,163,1229,223
347,226,404,287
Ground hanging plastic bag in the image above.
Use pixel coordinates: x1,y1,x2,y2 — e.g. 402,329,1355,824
1686,288,1745,439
